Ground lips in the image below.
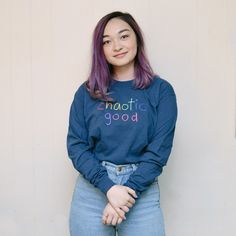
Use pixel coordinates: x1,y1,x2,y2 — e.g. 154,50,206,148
114,52,127,57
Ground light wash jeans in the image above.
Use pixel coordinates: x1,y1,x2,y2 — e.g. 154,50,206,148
69,161,165,236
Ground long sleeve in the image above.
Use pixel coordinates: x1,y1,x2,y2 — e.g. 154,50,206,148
123,81,178,197
66,84,115,194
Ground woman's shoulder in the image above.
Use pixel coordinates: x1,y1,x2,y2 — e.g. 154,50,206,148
69,82,87,105
143,75,176,107
149,75,176,95
73,81,88,96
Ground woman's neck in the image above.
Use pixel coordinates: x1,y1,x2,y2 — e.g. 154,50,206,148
112,64,135,81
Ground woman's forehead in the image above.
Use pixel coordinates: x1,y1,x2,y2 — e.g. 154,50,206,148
103,18,133,36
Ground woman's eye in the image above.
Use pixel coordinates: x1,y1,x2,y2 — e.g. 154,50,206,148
103,40,110,45
121,34,129,39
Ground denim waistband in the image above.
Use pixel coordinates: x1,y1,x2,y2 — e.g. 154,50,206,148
101,160,139,174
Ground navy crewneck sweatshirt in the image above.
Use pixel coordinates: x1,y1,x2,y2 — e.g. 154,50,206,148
66,76,178,197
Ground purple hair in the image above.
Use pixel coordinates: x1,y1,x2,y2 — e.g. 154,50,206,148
85,11,158,101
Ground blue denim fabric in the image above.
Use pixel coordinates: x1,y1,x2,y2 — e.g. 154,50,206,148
69,161,165,236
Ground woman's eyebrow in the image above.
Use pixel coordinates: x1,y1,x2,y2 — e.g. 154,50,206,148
103,29,130,38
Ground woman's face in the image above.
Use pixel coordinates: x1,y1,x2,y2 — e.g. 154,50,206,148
102,18,138,70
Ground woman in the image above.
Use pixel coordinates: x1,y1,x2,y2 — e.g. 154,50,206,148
67,11,178,236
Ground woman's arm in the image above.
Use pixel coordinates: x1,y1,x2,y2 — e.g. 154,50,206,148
67,84,115,194
123,81,178,197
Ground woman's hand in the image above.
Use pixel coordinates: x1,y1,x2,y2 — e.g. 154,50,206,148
106,185,138,219
102,202,123,226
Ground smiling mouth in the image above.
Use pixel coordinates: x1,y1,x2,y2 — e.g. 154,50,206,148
114,52,128,58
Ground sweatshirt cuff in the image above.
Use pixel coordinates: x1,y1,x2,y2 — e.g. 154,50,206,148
97,176,116,195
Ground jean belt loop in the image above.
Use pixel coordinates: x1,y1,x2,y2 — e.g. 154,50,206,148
102,161,108,167
131,163,136,171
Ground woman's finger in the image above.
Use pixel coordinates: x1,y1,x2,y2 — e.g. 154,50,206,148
126,201,133,208
111,215,118,226
115,207,126,220
120,205,129,213
102,213,108,224
117,217,123,225
127,196,135,205
127,187,138,198
106,214,113,225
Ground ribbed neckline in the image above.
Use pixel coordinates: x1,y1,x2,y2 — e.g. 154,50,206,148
110,78,134,87
112,78,134,82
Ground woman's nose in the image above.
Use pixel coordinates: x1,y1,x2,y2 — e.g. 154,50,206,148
113,39,122,51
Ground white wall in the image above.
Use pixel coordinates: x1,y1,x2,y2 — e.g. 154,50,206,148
0,0,235,235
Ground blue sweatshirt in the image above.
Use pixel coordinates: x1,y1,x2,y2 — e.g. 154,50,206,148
66,75,178,197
